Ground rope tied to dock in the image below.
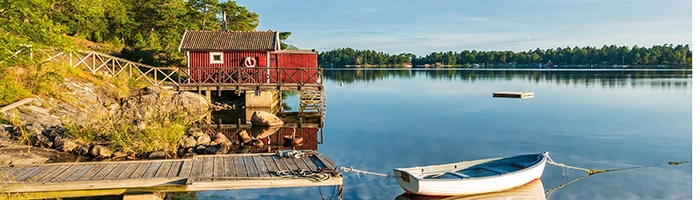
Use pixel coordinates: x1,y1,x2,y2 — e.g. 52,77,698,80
339,166,395,182
274,169,332,182
277,150,309,159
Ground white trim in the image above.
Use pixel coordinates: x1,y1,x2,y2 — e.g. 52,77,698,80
187,51,191,83
178,30,187,52
210,52,224,64
275,31,281,51
266,51,271,83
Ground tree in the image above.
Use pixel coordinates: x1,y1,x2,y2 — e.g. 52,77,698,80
187,0,219,30
279,31,291,50
1,0,69,67
219,0,258,31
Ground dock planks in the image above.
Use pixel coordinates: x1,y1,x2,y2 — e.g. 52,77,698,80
0,151,341,193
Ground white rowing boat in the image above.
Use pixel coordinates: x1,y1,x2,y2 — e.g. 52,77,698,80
393,152,548,196
394,179,545,200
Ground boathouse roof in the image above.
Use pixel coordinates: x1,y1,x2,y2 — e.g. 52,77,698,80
179,30,279,52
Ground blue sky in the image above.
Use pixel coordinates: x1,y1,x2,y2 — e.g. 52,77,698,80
234,0,692,56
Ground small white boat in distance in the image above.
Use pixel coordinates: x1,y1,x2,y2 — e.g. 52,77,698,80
393,152,548,196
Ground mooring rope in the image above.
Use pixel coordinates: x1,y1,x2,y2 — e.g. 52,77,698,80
545,154,691,175
319,184,343,200
274,169,332,182
339,166,394,182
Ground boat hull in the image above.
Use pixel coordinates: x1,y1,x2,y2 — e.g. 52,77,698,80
394,179,546,200
393,152,547,196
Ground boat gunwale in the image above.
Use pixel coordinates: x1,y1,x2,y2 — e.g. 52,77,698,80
393,152,547,182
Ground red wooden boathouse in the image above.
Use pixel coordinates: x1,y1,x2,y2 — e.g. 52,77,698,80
178,30,319,85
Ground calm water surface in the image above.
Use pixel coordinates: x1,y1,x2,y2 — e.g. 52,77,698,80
199,69,692,200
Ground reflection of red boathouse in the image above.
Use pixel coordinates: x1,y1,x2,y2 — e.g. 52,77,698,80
178,30,319,85
214,126,321,153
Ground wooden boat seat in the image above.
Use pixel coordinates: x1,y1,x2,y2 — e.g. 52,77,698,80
424,172,471,179
513,160,540,168
476,166,511,174
447,172,471,178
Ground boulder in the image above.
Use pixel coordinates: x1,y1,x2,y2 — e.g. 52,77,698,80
112,149,128,159
196,134,211,146
180,135,197,149
148,151,168,159
211,132,232,146
250,111,283,126
54,136,78,153
188,127,205,137
0,124,12,138
30,133,53,148
195,145,207,154
205,146,219,154
215,144,231,154
74,144,91,156
90,145,112,158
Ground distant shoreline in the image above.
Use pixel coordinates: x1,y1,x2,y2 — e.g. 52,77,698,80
320,64,691,70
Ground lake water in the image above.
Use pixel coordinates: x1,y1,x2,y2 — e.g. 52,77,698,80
198,69,692,200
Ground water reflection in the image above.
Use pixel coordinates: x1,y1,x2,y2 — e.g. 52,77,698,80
324,69,691,90
203,107,324,154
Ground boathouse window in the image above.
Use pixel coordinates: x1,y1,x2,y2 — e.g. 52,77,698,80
210,52,223,64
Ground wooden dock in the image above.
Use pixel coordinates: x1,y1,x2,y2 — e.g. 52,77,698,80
493,91,534,98
0,151,341,196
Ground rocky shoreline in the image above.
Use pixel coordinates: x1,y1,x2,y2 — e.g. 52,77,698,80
0,77,288,166
0,77,209,164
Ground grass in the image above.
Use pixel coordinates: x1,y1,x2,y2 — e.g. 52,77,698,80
1,41,193,157
6,113,31,146
65,110,193,156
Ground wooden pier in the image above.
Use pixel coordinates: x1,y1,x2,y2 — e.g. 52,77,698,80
493,92,534,98
0,151,341,198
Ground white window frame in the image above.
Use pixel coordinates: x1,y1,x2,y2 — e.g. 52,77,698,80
210,52,224,64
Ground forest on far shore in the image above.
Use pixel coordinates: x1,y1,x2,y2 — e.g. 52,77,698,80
318,44,692,68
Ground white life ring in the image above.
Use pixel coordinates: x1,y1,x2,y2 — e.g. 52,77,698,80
243,57,256,68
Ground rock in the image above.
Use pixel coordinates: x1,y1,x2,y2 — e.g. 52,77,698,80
177,148,187,156
180,135,197,149
74,144,91,156
42,128,62,141
0,124,12,138
112,149,128,159
196,134,211,146
210,132,231,146
25,124,44,138
215,145,230,154
54,136,77,153
250,111,283,126
30,133,53,148
188,127,204,137
90,145,112,158
195,145,207,154
205,146,219,154
149,151,168,159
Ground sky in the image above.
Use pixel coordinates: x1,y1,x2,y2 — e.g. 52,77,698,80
233,0,692,56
